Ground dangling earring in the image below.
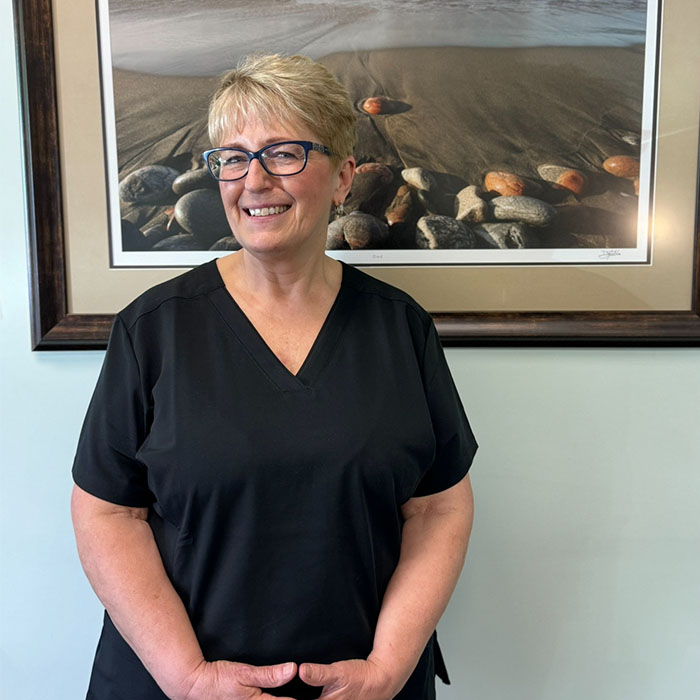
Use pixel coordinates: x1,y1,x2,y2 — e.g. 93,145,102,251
334,201,345,217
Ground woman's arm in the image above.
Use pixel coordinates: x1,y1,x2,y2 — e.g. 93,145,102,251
299,473,474,698
71,485,296,700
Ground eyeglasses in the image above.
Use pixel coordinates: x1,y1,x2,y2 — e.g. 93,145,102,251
203,141,332,181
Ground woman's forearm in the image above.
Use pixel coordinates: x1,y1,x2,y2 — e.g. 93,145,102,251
71,485,204,700
368,475,474,695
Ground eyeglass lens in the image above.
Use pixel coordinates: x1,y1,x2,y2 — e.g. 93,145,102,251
208,143,308,180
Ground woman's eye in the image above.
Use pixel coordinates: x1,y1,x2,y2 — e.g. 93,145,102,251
269,149,301,160
224,154,247,165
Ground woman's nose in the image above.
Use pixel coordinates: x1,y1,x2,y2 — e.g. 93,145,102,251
244,156,273,190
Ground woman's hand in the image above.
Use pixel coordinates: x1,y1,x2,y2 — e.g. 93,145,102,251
182,660,298,700
298,658,399,700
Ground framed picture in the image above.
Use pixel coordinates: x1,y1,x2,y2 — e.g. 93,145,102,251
15,0,700,349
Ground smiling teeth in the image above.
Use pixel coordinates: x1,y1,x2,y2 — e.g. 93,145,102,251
247,205,289,217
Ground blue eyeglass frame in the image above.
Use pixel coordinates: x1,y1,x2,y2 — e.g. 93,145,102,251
203,140,332,181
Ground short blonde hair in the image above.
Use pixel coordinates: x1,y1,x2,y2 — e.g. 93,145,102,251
208,54,357,165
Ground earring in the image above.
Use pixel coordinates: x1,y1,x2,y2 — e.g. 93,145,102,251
334,202,345,217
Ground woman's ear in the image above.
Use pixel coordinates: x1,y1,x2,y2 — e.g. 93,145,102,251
333,156,355,205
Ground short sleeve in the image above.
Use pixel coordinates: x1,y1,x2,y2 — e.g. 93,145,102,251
72,315,154,507
412,322,478,497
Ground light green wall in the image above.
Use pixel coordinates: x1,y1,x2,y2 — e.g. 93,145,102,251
2,3,699,698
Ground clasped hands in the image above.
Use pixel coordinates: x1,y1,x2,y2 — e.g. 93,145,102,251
182,656,400,700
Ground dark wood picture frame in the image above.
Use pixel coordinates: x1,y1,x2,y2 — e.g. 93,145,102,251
14,0,700,349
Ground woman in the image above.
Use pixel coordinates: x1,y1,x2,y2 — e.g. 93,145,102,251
71,54,477,700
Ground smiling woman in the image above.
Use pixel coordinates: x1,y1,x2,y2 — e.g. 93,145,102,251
71,53,478,700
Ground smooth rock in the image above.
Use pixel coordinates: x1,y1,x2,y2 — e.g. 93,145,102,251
172,168,218,196
603,155,639,178
355,162,394,184
473,222,540,249
326,218,349,250
152,234,200,251
416,216,476,249
119,165,180,204
401,167,437,192
343,211,389,249
209,236,241,251
345,163,396,217
385,185,417,226
455,186,489,223
360,96,410,115
484,170,528,197
537,164,587,195
174,189,231,247
490,196,557,227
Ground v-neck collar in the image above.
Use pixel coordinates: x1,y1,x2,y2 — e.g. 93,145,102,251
207,259,353,392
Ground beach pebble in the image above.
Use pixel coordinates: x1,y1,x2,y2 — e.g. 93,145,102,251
537,164,587,195
473,222,540,249
329,211,389,249
119,165,180,204
345,163,395,217
455,186,489,223
385,185,417,226
490,196,557,227
174,189,231,247
209,236,242,251
416,216,476,249
362,97,390,115
484,171,529,197
172,168,218,196
360,96,409,115
355,162,394,183
603,155,640,178
401,167,437,192
152,234,200,251
326,219,349,250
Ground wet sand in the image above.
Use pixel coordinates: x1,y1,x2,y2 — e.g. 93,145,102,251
115,44,645,248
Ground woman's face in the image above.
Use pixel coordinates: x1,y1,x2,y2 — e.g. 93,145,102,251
217,114,354,260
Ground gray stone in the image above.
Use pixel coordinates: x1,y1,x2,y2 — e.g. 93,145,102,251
489,196,557,227
344,163,395,217
326,219,349,250
152,234,200,251
328,211,389,249
416,216,476,249
401,167,437,192
172,168,218,196
174,189,231,247
455,186,489,223
119,165,180,204
473,222,540,249
209,236,242,251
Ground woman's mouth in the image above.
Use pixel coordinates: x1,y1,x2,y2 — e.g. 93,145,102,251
244,205,291,217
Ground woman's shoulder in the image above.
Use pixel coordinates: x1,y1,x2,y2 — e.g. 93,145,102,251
118,260,223,331
341,263,431,326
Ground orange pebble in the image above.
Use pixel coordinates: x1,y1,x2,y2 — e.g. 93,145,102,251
556,170,587,195
362,97,386,115
484,171,527,197
603,155,640,178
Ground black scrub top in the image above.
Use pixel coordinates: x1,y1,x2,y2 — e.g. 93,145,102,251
73,260,477,700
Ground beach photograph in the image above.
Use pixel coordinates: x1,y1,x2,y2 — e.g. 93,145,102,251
100,0,656,267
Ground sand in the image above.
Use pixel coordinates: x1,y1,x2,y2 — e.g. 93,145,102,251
114,45,646,248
